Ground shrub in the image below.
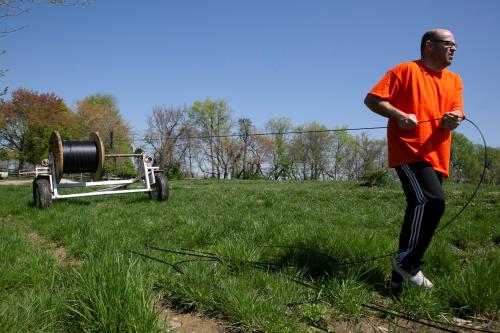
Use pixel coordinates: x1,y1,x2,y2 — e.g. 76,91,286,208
360,169,391,187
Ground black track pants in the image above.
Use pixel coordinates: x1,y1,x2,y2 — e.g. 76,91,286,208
393,161,445,277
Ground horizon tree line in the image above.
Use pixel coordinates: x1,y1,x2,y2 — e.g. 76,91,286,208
1,89,498,184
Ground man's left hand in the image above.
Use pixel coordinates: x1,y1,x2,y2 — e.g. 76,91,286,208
441,110,463,130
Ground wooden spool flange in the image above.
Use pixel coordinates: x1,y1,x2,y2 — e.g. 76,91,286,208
89,131,105,182
49,131,64,183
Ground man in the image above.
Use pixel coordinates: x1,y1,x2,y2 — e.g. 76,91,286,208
364,29,464,289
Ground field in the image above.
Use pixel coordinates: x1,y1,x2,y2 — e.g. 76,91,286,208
0,179,498,332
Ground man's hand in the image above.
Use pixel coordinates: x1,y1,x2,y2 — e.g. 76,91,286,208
364,94,418,129
441,110,463,130
398,113,418,129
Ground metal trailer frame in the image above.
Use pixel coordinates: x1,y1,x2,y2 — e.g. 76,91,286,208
33,152,169,208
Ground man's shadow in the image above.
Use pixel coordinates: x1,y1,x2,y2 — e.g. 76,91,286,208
258,239,389,294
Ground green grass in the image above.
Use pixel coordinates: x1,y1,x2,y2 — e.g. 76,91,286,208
67,252,159,332
0,223,68,332
0,179,498,332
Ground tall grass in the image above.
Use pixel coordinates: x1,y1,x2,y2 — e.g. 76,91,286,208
0,222,68,332
67,252,159,332
0,180,498,332
442,250,499,318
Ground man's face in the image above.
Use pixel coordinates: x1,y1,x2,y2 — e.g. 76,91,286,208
428,31,457,69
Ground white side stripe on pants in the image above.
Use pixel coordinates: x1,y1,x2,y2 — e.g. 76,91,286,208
396,164,428,265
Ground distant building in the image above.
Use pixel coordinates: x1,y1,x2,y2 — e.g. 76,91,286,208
0,159,20,172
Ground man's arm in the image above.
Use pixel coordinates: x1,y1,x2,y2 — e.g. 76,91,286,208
364,93,418,129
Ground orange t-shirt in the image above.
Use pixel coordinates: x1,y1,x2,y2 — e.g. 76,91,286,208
368,60,463,177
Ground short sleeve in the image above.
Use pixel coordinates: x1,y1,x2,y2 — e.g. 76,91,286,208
368,70,401,101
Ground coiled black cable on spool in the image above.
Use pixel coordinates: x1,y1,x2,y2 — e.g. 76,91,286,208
49,131,105,183
62,141,99,173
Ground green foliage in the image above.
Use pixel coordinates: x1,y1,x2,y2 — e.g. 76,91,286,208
289,121,333,180
163,160,183,179
0,180,498,331
188,98,231,133
77,93,134,177
187,98,232,178
360,168,392,187
0,147,8,160
451,132,485,183
393,285,448,319
80,93,120,116
485,146,500,185
265,117,293,180
0,88,80,166
442,251,499,318
325,277,372,318
68,252,159,333
0,223,68,333
297,303,328,326
105,158,137,178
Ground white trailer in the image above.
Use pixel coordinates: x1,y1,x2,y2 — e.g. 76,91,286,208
32,131,168,209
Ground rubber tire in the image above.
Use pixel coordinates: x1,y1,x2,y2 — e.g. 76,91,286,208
33,178,52,209
150,173,169,202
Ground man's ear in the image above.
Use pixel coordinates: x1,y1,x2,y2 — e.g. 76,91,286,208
425,40,433,51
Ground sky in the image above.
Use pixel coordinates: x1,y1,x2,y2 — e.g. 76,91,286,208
2,0,499,147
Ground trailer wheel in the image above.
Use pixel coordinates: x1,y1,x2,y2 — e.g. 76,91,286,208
150,173,169,202
33,178,52,209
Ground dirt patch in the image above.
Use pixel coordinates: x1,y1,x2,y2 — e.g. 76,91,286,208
159,308,228,333
322,317,391,333
156,298,242,333
0,217,83,267
26,231,83,268
322,313,500,333
153,295,499,333
0,179,32,185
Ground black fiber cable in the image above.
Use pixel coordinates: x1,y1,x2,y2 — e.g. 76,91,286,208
333,117,487,266
130,117,443,143
139,118,487,267
434,118,488,235
130,246,498,333
62,141,99,173
130,117,491,332
140,118,488,267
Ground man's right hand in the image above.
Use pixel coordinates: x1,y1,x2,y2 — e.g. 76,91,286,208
364,94,418,129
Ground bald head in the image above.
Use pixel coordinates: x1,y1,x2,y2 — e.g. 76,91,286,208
420,29,455,56
420,29,457,71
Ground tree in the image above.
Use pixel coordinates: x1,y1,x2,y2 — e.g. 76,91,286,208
327,130,362,180
450,132,483,183
288,121,332,180
226,118,272,179
265,117,293,180
234,118,252,179
326,129,350,180
76,93,134,177
0,88,79,168
306,122,333,180
187,98,232,179
484,146,500,185
248,134,274,179
144,106,189,178
356,133,387,172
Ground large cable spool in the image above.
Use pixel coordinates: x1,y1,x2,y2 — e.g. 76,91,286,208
49,131,105,183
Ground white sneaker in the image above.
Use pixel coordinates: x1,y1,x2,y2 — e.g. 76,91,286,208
392,258,434,289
